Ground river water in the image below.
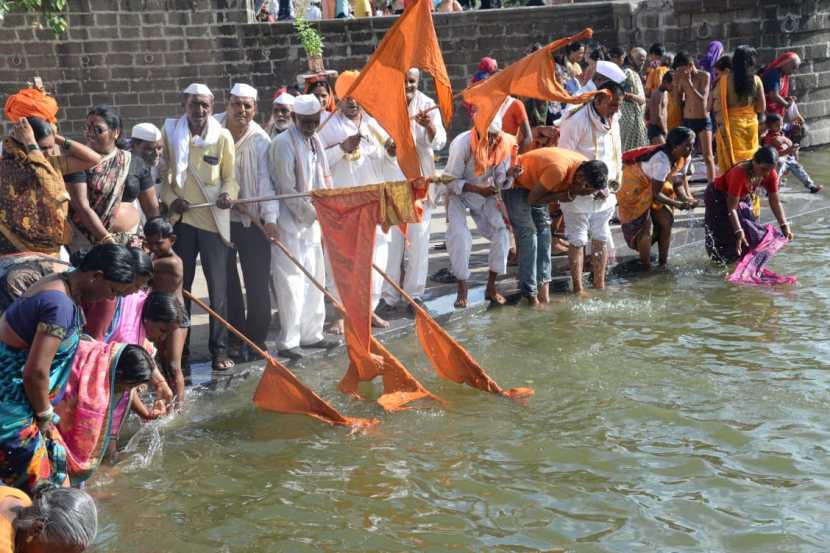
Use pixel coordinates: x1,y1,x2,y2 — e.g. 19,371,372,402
91,152,830,553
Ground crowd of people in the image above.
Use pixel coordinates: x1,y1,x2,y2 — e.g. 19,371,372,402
254,0,514,21
0,34,819,549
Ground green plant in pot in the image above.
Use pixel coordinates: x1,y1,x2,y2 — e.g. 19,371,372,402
295,17,325,73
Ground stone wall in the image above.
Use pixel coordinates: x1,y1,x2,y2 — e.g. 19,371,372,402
2,0,830,146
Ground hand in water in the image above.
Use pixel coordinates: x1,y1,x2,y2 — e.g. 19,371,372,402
735,231,749,257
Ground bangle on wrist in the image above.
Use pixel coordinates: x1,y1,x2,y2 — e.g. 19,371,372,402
734,228,744,236
98,233,115,245
36,405,54,421
26,143,39,152
61,138,72,152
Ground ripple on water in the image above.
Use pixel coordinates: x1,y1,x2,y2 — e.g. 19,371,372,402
91,168,830,553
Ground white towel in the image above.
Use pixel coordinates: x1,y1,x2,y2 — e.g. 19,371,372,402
164,114,222,189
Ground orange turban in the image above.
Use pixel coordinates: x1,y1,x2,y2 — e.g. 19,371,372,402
335,71,359,100
4,88,59,124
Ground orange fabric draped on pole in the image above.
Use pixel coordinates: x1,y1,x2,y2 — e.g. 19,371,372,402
462,28,601,175
337,0,453,179
313,180,438,408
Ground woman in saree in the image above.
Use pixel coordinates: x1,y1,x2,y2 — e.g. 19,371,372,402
704,146,794,263
710,45,766,174
55,341,156,486
68,106,160,252
617,127,698,270
0,244,136,493
761,51,802,120
0,117,101,256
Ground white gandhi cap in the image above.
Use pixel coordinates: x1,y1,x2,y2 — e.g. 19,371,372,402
183,83,214,97
595,61,626,84
293,94,321,115
230,83,258,100
131,122,162,142
273,92,295,107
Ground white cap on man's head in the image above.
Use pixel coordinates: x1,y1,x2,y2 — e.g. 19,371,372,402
183,83,214,97
273,92,295,107
131,122,162,142
230,83,258,100
293,94,321,115
595,61,626,84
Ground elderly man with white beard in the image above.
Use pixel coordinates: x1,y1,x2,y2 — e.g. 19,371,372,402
268,94,341,360
266,92,295,138
214,83,278,360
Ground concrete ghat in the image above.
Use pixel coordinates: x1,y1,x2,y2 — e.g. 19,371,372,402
184,165,830,391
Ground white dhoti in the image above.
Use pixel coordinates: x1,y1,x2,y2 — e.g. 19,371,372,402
446,193,508,282
382,205,432,305
272,229,326,350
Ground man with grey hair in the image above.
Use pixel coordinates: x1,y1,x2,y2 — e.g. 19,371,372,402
379,67,447,316
215,83,278,360
7,485,98,550
161,82,239,370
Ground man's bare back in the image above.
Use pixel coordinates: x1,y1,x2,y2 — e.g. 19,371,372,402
648,88,668,129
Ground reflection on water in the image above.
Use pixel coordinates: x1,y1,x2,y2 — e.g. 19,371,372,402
91,154,830,553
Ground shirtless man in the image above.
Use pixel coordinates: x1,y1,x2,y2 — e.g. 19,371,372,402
673,51,716,183
647,71,672,145
143,217,187,402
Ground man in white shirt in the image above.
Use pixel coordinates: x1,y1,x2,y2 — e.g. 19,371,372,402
215,83,278,359
379,68,447,316
265,92,295,138
318,70,393,328
444,118,521,309
268,94,340,360
557,81,624,294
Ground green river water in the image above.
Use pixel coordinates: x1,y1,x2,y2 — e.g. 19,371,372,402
91,152,830,553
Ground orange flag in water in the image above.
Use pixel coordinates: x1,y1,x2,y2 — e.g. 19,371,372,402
313,181,440,410
338,0,452,179
253,357,378,428
414,306,534,402
462,28,601,174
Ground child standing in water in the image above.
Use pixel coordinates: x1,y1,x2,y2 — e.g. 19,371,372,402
761,114,822,193
143,218,188,402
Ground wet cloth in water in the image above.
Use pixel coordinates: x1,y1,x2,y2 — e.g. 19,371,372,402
0,290,82,493
728,224,796,286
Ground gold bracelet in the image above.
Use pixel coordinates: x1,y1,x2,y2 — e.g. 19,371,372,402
98,233,116,245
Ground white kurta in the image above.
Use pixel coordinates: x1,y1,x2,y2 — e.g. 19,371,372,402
557,103,621,248
382,90,447,305
268,127,328,350
318,110,390,311
443,130,510,281
214,115,277,226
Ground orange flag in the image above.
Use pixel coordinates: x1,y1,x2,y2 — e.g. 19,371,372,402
313,181,441,410
414,307,534,403
338,0,452,179
253,357,378,429
462,28,601,174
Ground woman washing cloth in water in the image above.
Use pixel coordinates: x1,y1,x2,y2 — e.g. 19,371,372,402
67,105,160,253
0,244,136,493
617,127,699,270
704,146,793,263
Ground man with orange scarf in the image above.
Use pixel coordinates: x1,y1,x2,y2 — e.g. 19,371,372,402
444,117,521,309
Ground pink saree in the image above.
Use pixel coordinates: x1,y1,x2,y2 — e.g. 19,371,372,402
728,224,797,286
54,339,124,485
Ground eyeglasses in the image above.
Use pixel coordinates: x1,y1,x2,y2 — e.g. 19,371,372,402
86,125,110,135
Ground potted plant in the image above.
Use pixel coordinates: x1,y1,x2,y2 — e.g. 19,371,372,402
295,17,325,73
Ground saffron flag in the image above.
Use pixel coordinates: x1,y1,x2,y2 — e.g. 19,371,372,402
414,305,534,402
253,356,378,429
338,0,452,179
313,180,441,410
462,28,600,174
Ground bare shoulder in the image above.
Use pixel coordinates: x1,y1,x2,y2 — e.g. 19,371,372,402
153,255,183,275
